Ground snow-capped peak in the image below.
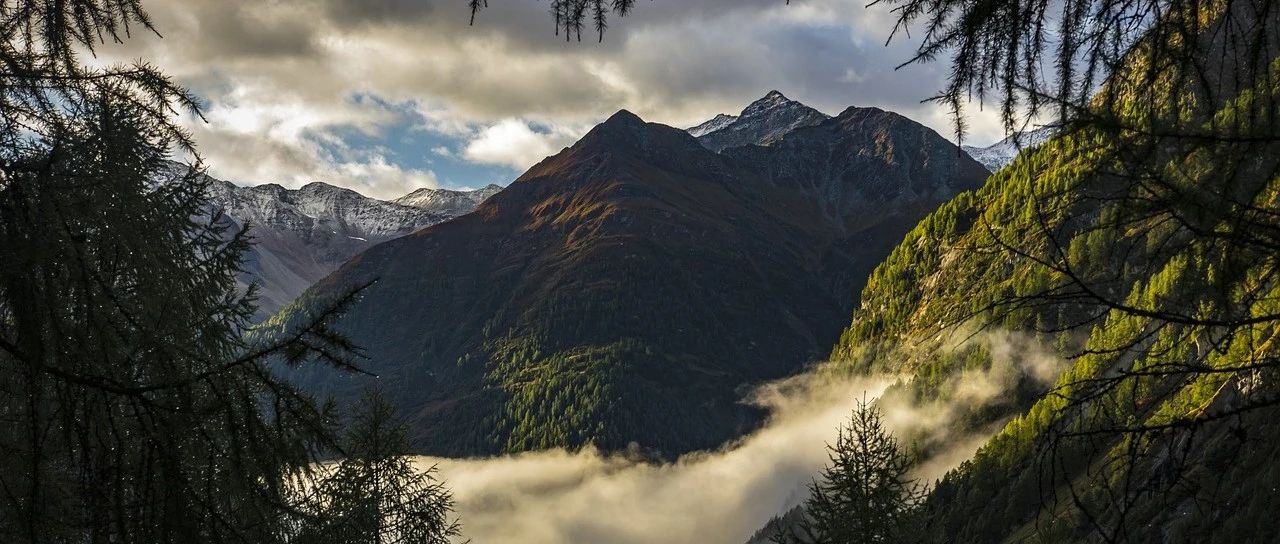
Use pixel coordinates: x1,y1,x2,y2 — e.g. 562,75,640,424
740,90,794,117
961,126,1057,172
687,113,739,137
688,90,830,152
393,184,503,216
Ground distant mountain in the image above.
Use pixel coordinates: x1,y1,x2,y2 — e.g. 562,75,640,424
393,184,504,216
686,113,738,137
269,101,987,459
726,105,991,226
692,91,830,152
960,126,1055,172
203,175,500,318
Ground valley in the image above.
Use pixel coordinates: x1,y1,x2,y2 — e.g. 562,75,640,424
7,0,1276,541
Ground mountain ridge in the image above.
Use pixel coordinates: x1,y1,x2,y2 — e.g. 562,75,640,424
692,90,830,152
270,98,988,458
203,172,501,318
960,126,1056,172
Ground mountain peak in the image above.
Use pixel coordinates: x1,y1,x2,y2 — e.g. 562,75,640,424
687,113,739,137
392,184,503,215
691,90,830,152
604,109,645,127
742,90,799,113
299,181,347,193
961,125,1057,172
400,187,435,198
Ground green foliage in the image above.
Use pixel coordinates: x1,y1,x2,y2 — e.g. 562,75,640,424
774,399,925,544
293,390,460,544
827,3,1280,541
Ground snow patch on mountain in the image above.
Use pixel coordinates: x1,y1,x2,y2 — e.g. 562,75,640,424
961,126,1056,172
393,184,503,216
688,91,830,152
686,113,739,137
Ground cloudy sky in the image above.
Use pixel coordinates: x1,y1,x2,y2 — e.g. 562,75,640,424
100,0,1009,199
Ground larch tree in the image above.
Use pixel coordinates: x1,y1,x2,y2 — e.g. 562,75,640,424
0,2,458,542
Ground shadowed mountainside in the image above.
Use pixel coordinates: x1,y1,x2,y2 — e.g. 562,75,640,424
269,102,987,458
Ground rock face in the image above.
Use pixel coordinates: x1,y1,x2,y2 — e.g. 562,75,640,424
204,175,499,318
692,90,830,152
961,126,1056,172
393,185,504,216
271,99,988,459
726,105,992,226
686,113,739,137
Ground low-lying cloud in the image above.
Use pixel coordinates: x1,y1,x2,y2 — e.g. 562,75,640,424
419,330,1067,544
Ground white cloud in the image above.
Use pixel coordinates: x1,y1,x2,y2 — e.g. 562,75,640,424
462,119,582,171
331,155,442,200
172,86,439,199
425,372,895,544
96,0,1016,198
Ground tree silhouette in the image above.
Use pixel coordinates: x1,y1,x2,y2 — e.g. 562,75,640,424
469,0,638,41
0,2,452,543
774,398,924,544
293,390,461,544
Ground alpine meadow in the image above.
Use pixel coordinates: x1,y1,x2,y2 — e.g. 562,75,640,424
1,0,1277,543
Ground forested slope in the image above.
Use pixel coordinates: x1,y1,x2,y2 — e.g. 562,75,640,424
829,0,1280,539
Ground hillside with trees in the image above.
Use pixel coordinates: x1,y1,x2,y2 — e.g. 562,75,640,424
267,105,987,458
816,0,1280,539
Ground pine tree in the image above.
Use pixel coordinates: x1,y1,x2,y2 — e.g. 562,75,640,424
775,399,924,544
0,3,405,543
294,389,461,544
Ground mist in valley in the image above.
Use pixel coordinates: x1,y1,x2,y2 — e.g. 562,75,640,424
423,330,1065,543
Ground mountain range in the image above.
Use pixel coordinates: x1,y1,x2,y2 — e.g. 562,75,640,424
267,92,989,457
203,175,501,318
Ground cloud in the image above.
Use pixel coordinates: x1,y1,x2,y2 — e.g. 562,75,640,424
329,155,442,200
421,329,1066,544
422,372,892,544
462,119,582,170
98,0,1013,197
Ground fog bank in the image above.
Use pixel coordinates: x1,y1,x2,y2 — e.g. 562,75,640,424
419,330,1064,543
